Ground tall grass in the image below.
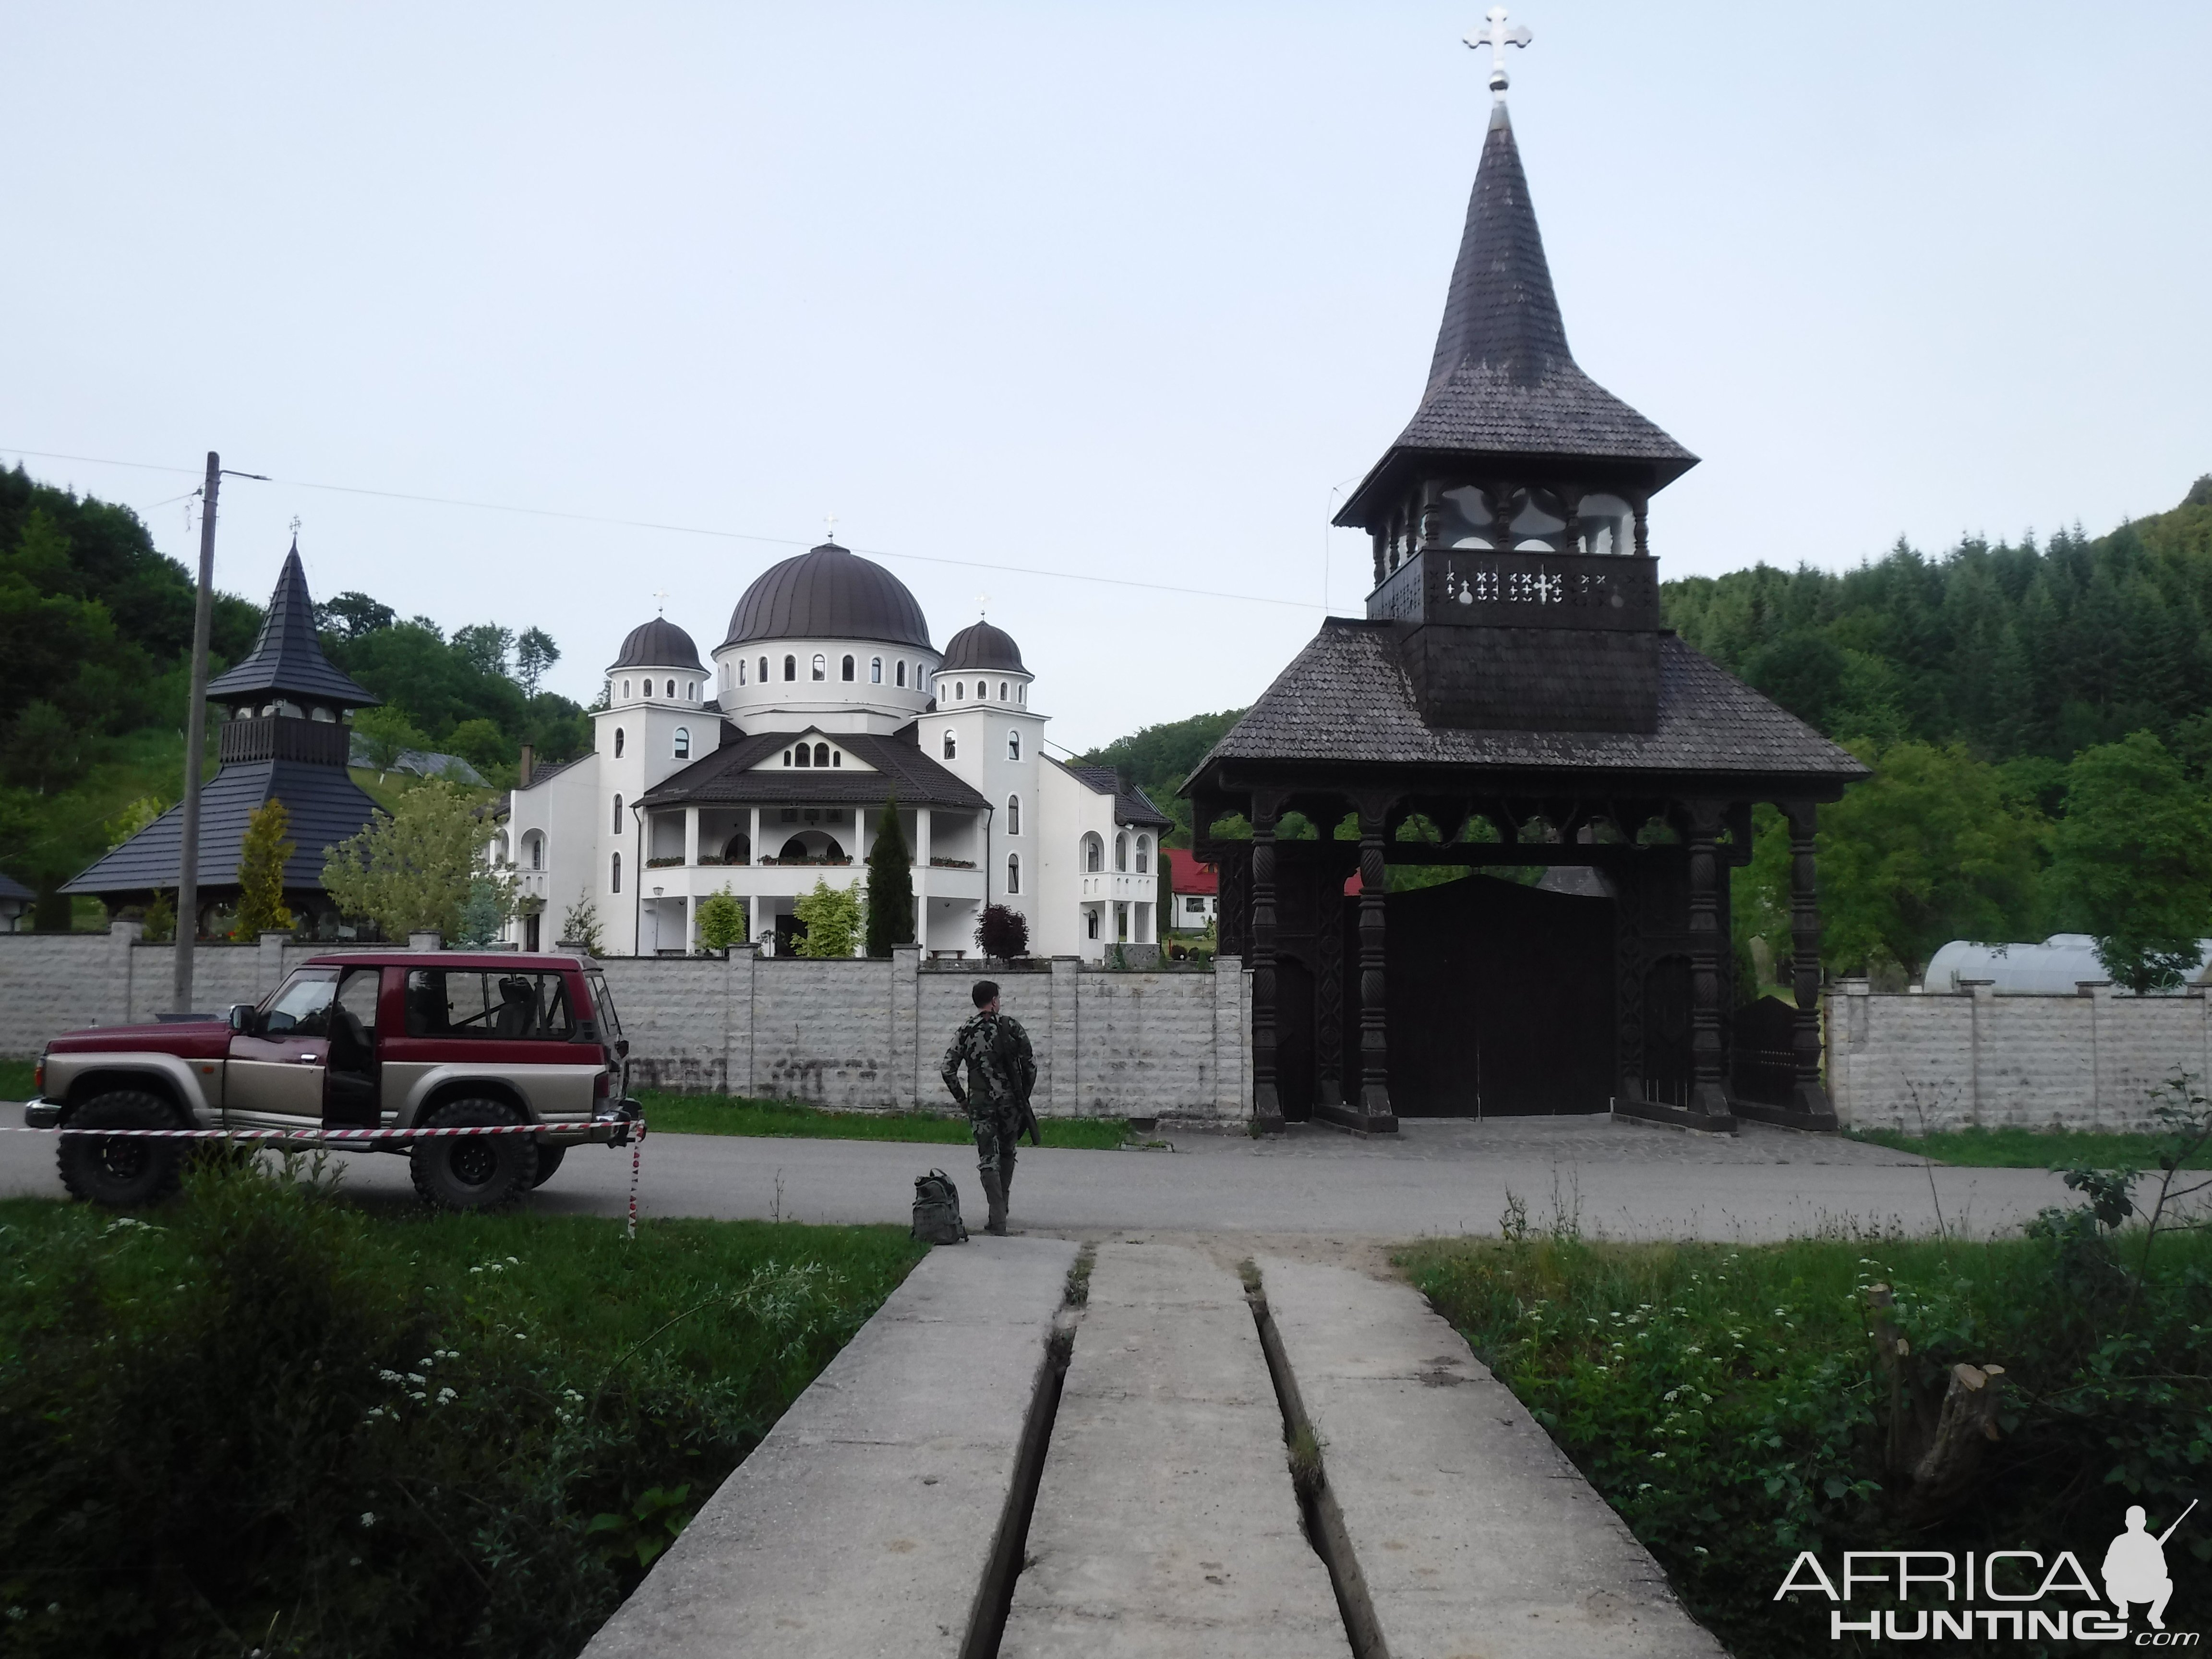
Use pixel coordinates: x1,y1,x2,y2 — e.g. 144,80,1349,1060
1847,1122,2212,1168
638,1089,1130,1149
0,1161,923,1657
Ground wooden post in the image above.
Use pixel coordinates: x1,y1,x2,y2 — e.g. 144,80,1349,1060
1684,800,1731,1118
1249,790,1285,1134
1785,800,1833,1119
1355,792,1396,1129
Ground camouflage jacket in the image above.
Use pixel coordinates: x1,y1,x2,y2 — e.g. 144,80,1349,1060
940,1010,1036,1117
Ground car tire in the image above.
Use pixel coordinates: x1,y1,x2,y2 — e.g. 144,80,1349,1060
57,1090,185,1207
529,1142,566,1188
408,1098,538,1211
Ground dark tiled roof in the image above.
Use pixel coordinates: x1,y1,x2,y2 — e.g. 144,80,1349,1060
1189,621,1867,787
608,616,704,673
722,543,933,652
638,727,988,812
0,871,34,901
1061,761,1175,829
1338,104,1695,526
940,619,1025,673
63,759,384,897
204,543,380,709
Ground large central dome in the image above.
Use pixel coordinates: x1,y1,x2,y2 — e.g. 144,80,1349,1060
722,542,933,651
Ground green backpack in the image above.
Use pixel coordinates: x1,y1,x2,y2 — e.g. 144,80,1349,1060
911,1169,968,1245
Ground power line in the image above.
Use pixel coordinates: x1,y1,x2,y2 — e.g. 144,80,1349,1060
0,444,1326,613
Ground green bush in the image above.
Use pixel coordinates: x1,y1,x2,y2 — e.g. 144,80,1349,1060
0,1161,921,1657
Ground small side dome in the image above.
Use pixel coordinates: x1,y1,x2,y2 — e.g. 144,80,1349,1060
940,619,1025,673
608,617,703,673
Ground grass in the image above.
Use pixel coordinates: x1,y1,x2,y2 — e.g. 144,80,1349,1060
1401,1228,2212,1658
0,1164,924,1657
0,1058,36,1101
639,1089,1132,1149
1846,1122,2212,1168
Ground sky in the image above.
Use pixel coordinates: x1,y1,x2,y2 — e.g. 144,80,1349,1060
5,3,2209,754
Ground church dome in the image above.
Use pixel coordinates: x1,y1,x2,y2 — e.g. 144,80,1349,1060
940,619,1025,673
608,616,704,672
723,542,932,652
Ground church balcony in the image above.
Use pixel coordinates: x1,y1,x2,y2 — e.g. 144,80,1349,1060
1080,872,1155,903
218,713,352,767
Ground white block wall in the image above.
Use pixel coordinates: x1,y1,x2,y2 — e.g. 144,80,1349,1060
1827,980,2211,1132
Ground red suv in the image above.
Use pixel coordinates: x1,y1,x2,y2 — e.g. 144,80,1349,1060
25,951,640,1209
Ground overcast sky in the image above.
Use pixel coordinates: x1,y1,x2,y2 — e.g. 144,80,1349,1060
6,3,2209,752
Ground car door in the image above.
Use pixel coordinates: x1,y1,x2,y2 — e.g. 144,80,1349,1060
322,965,386,1129
226,968,338,1122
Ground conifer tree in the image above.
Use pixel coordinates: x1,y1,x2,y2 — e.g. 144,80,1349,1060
864,800,914,955
233,800,296,938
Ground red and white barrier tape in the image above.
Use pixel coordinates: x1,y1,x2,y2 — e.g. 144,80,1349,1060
628,1120,647,1240
7,1123,623,1142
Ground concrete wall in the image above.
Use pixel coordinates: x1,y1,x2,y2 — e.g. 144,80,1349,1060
0,931,1252,1124
1827,978,2210,1132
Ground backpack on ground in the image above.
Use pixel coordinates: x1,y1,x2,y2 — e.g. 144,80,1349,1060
911,1169,968,1244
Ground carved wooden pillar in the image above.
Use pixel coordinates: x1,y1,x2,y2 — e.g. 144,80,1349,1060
1314,861,1345,1110
1355,792,1396,1126
1684,800,1731,1118
1370,528,1386,590
1632,495,1651,558
1418,481,1446,552
1784,800,1833,1119
1249,790,1286,1133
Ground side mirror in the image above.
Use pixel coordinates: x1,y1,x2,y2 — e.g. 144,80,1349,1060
228,1004,258,1035
615,1038,631,1059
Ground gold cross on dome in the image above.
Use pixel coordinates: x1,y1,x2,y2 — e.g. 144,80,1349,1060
1465,5,1531,98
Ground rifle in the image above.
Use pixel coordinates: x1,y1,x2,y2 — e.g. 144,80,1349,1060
1018,1095,1041,1147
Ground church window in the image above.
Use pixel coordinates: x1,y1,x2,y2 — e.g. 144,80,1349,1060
794,745,812,768
943,730,957,760
613,794,624,833
611,853,621,893
781,749,792,766
1575,494,1636,557
1508,487,1569,552
673,726,690,759
841,654,854,682
614,728,625,757
830,749,842,767
783,655,796,681
1115,833,1129,873
687,681,697,701
1136,835,1150,874
1008,730,1021,761
734,659,745,686
725,831,751,864
1086,908,1099,940
1083,833,1103,874
759,656,769,683
896,660,907,687
973,681,985,700
814,742,830,767
999,681,1008,701
1018,684,1026,704
622,679,632,700
811,654,826,681
311,706,335,723
524,832,543,871
665,679,675,698
954,680,965,701
870,657,882,684
1006,854,1021,895
1006,794,1020,835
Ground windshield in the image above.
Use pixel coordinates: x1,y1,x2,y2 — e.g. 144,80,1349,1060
260,969,338,1037
586,972,622,1040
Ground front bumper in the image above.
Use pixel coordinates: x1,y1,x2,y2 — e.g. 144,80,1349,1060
564,1096,643,1148
22,1098,60,1129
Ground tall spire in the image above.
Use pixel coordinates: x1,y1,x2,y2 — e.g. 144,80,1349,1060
204,542,379,709
1424,102,1570,397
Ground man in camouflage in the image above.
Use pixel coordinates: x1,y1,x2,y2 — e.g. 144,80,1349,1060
941,979,1036,1236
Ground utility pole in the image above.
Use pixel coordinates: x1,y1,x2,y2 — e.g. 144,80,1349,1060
172,452,220,1013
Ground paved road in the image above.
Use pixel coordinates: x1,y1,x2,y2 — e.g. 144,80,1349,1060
2,1106,2069,1241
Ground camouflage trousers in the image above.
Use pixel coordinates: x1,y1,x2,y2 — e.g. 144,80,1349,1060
970,1102,1022,1180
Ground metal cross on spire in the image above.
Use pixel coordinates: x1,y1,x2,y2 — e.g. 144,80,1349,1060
824,512,838,544
652,589,669,615
1465,5,1532,100
976,592,990,617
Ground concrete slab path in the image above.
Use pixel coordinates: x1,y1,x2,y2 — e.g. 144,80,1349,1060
1260,1255,1725,1659
1001,1243,1348,1659
583,1235,1076,1659
0,1105,2071,1241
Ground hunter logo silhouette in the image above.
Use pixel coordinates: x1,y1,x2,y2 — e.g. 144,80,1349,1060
2104,1501,2195,1631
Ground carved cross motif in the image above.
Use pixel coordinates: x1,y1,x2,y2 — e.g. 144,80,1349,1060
1464,6,1532,97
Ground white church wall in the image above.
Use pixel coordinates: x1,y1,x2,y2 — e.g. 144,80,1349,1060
712,637,939,735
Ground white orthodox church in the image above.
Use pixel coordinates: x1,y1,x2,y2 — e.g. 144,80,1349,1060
500,542,1170,959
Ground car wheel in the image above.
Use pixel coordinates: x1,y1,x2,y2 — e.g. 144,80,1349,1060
408,1098,539,1211
57,1090,185,1207
529,1142,566,1188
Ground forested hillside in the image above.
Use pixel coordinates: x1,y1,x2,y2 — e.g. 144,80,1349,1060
0,467,590,926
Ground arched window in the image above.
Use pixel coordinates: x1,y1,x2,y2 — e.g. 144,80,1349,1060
665,678,676,698
611,852,622,893
1007,730,1021,761
830,748,842,768
1083,832,1103,873
783,655,796,681
811,654,826,681
736,658,747,685
870,657,882,684
673,726,690,759
1006,794,1021,835
814,742,830,767
782,749,792,766
613,727,625,757
1007,853,1021,895
794,744,812,768
759,656,769,684
1018,684,1026,704
613,793,624,833
943,730,957,760
687,681,697,702
1135,835,1150,874
622,678,633,700
841,654,854,682
999,681,1008,701
954,680,965,701
896,660,907,687
524,832,543,871
1115,833,1129,872
492,831,509,865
